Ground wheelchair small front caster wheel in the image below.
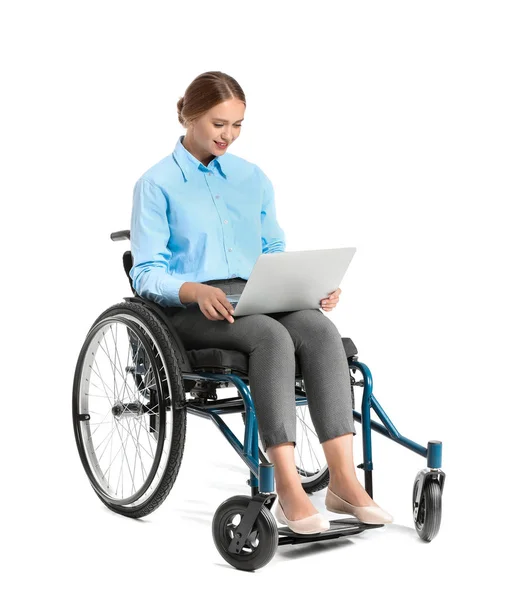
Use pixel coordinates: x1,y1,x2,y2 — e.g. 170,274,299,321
412,476,442,542
212,495,278,571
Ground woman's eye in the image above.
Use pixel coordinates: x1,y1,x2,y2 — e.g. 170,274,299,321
214,124,242,128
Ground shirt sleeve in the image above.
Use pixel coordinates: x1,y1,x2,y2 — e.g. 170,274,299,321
129,177,189,308
258,167,286,254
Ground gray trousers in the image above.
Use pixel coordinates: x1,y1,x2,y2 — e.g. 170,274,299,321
167,277,356,450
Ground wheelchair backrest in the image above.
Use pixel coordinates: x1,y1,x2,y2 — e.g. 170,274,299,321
123,250,136,295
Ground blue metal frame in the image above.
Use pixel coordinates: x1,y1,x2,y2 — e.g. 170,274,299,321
350,360,442,470
182,357,442,495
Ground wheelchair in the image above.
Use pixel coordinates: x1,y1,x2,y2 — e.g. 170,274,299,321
72,229,445,571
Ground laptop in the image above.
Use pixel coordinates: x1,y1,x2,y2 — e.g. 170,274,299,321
225,247,356,317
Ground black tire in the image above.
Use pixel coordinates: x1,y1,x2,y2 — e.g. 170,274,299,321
412,478,442,542
72,301,187,519
212,495,279,571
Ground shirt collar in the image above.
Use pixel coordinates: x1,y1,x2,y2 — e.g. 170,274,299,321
172,134,228,181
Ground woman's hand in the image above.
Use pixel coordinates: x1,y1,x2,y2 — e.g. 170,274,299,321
195,284,236,323
320,287,341,312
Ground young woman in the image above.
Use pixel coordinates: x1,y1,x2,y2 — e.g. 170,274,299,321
130,71,393,534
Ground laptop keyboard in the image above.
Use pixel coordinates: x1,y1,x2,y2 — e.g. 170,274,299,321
226,294,242,308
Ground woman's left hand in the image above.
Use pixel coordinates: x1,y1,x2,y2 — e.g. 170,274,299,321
320,287,341,311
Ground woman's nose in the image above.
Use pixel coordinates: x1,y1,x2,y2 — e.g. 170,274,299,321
223,126,234,140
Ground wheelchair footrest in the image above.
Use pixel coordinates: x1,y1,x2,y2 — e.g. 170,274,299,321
277,518,384,546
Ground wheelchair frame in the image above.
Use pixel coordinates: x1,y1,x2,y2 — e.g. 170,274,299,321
115,221,445,551
123,292,445,551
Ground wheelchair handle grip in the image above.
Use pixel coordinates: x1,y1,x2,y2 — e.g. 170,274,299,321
110,230,130,242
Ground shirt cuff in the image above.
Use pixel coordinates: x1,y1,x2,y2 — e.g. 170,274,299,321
160,275,189,308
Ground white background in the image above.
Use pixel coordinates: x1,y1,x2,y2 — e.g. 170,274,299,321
1,0,519,596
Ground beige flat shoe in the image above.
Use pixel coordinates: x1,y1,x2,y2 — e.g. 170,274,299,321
325,487,394,524
273,499,330,535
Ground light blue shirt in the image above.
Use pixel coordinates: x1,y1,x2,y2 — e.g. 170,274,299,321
129,135,286,308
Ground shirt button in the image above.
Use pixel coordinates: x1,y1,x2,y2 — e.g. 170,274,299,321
224,219,228,224
216,195,220,198
228,248,233,252
208,172,213,176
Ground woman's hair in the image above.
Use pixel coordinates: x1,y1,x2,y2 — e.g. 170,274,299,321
177,71,246,127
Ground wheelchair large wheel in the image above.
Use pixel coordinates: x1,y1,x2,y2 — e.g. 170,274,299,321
242,401,329,493
72,301,186,518
212,495,278,571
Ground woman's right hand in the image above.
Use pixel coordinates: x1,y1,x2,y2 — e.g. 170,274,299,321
195,284,235,323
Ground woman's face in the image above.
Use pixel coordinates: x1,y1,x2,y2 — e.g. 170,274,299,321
186,98,245,162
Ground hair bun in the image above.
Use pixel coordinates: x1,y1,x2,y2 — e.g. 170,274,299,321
177,97,185,126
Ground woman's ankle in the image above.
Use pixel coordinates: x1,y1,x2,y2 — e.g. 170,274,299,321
276,477,304,498
329,468,359,487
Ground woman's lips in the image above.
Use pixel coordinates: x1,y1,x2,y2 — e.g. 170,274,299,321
215,141,228,148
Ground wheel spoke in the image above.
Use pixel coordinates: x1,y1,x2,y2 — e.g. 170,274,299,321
293,405,326,482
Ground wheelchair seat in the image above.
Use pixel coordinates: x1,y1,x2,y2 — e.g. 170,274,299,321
184,338,359,379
